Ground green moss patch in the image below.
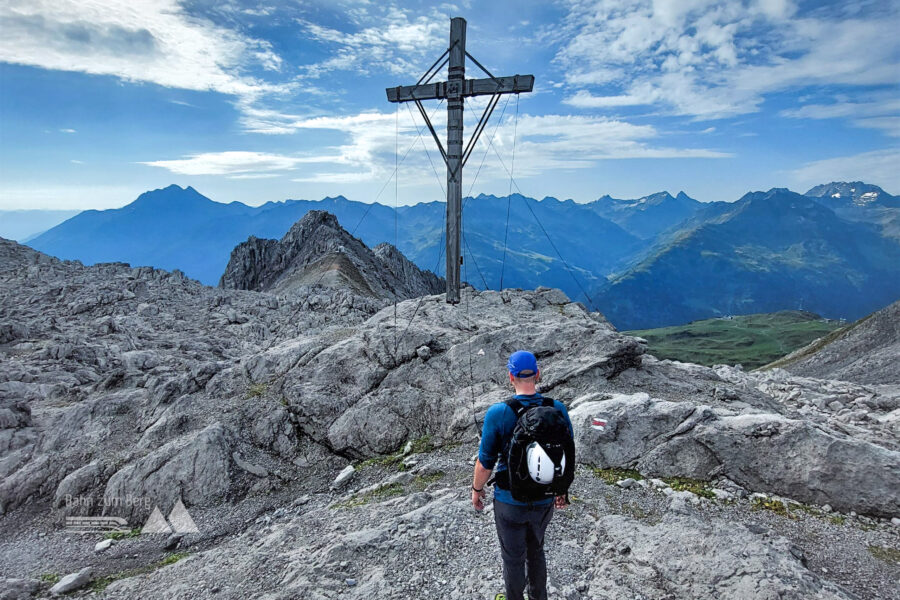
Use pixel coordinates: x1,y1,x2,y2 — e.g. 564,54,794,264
247,383,268,398
90,552,191,592
333,483,405,509
412,471,445,491
663,477,715,499
591,467,643,485
106,527,141,540
868,545,900,565
357,435,436,471
751,496,794,518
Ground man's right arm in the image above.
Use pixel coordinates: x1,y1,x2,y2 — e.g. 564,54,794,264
472,404,503,511
472,459,492,511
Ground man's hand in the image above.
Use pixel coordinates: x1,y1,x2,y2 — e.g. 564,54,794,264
554,495,569,509
472,487,486,511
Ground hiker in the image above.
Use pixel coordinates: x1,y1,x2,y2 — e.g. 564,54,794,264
471,350,575,600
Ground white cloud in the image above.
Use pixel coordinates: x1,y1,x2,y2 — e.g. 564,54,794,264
781,96,900,137
143,106,729,186
140,151,336,177
789,149,900,193
555,0,900,121
0,0,288,110
297,7,446,79
59,128,77,133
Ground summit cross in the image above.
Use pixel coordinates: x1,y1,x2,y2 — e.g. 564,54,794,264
386,17,534,304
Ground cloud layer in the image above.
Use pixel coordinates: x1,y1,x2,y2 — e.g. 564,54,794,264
0,0,286,98
555,0,900,126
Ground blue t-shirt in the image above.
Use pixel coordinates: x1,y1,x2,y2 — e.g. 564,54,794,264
478,393,574,506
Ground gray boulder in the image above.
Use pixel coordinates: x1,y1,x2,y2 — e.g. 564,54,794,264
586,513,853,599
49,567,93,596
0,578,39,600
572,393,900,516
104,423,232,517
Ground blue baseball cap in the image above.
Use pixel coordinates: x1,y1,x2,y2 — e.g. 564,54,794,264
508,350,538,377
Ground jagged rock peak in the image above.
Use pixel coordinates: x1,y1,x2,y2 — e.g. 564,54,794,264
219,210,443,301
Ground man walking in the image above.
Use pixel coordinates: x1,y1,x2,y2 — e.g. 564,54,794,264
472,350,574,600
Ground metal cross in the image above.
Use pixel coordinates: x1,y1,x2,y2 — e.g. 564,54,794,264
386,17,534,303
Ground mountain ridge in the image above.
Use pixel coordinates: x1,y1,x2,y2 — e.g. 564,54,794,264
220,210,443,300
595,187,900,329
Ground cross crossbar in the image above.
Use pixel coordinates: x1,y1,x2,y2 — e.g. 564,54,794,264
385,17,533,303
386,74,534,103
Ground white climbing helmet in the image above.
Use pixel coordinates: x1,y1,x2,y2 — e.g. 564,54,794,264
526,442,562,484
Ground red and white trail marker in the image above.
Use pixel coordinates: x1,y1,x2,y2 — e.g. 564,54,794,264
591,417,607,432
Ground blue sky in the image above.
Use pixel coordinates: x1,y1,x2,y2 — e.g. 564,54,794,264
0,0,898,210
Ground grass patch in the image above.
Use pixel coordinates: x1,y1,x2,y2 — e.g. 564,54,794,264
89,552,191,592
157,551,190,567
751,496,794,518
39,573,60,585
358,454,404,470
333,483,405,509
868,545,900,565
764,311,875,371
412,471,445,491
591,467,643,485
247,383,268,398
333,470,446,510
829,515,845,525
106,527,141,540
408,435,434,454
357,435,435,472
626,311,842,370
663,477,715,499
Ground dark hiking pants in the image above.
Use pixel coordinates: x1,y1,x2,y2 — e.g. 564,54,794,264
493,500,554,600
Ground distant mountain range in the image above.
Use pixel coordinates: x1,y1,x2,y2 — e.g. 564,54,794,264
595,188,900,329
25,181,900,329
27,185,649,299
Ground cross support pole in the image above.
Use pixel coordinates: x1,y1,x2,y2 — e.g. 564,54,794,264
386,17,534,304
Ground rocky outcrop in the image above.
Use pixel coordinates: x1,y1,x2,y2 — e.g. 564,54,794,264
769,299,900,384
219,210,443,300
3,235,900,598
587,512,853,599
271,286,645,457
571,393,900,517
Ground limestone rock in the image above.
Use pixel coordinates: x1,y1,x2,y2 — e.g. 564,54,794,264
572,394,900,516
50,567,93,596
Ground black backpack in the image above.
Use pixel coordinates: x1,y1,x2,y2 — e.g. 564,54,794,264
496,397,575,503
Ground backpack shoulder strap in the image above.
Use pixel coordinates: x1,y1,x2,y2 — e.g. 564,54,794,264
504,398,527,418
541,397,554,407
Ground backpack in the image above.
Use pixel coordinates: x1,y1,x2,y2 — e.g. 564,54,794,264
497,397,575,503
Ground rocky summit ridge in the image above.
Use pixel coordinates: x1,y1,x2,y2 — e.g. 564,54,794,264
219,210,443,300
0,234,898,599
